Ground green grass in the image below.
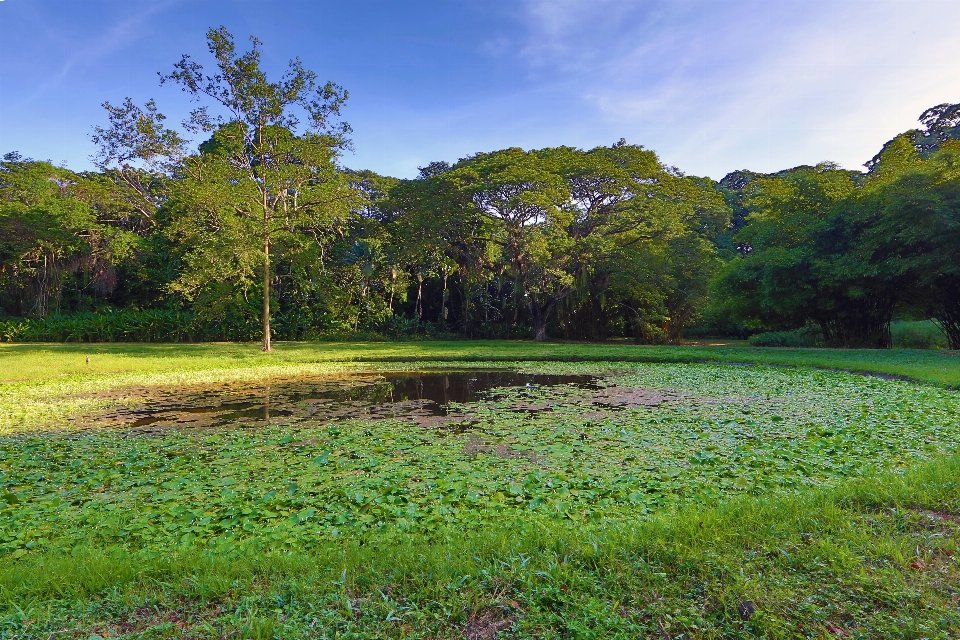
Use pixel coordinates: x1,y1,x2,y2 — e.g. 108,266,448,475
3,457,958,638
2,339,959,385
1,342,959,637
892,320,949,350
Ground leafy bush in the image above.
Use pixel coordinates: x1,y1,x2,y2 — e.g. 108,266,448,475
749,326,822,347
748,321,948,350
372,316,527,340
684,314,756,339
0,309,483,343
891,320,948,350
376,316,439,338
0,309,246,343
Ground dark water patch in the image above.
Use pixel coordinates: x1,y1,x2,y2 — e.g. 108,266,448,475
104,371,600,432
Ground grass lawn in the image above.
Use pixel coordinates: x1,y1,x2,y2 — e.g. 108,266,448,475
1,342,958,638
3,340,960,387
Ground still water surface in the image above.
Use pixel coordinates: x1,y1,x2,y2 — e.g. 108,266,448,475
120,371,599,430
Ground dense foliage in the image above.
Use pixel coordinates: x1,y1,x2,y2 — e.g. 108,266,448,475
716,104,960,348
2,28,958,347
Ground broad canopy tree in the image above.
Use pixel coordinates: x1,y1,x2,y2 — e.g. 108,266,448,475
386,143,729,341
713,163,903,348
857,140,960,348
0,154,137,318
452,148,572,341
717,104,960,348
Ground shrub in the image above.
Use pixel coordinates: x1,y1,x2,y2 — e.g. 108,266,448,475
891,320,948,350
0,310,483,343
0,309,233,343
749,326,822,347
684,317,755,339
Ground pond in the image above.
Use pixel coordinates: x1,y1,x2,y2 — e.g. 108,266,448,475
106,370,603,431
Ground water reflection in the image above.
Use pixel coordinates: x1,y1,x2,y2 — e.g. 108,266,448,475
116,371,599,430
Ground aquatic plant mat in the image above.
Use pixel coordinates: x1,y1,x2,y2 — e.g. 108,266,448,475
2,357,959,637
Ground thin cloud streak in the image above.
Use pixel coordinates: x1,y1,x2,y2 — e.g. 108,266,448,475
2,0,956,180
514,0,960,177
10,1,176,111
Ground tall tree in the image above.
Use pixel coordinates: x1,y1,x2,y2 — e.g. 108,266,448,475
162,27,353,351
550,143,728,343
95,27,354,350
449,148,571,340
385,161,491,335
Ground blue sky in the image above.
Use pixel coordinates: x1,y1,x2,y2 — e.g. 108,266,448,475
1,0,958,180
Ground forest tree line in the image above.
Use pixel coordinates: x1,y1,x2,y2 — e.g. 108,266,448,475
1,29,958,348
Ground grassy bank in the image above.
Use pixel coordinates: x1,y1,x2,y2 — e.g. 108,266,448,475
2,455,958,638
3,340,959,386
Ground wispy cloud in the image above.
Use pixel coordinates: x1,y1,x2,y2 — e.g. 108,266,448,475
11,1,176,110
511,0,960,177
3,0,955,179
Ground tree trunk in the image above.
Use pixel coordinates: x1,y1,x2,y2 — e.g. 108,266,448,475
664,299,694,344
812,294,895,349
262,237,272,351
462,273,470,338
529,298,556,342
934,300,960,350
416,277,423,319
511,282,521,340
441,272,449,326
354,284,365,332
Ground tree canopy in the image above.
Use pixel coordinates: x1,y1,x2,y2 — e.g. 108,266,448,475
1,27,957,349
